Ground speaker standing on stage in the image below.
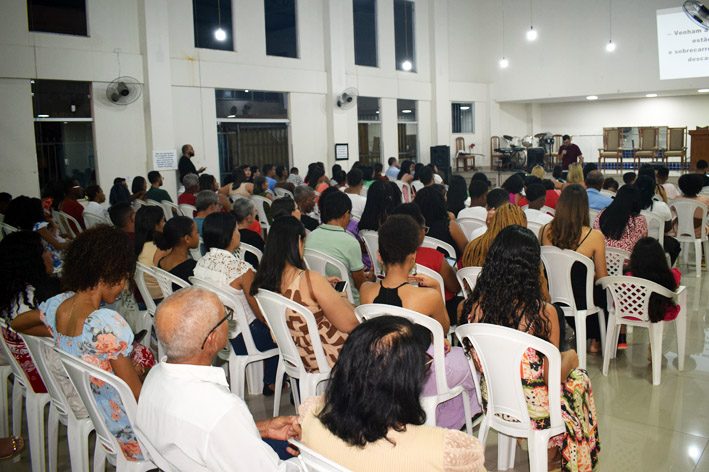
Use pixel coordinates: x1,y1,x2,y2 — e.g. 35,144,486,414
559,135,583,170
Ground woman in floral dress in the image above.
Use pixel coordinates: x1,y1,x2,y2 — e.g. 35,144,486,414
13,225,155,462
460,225,600,472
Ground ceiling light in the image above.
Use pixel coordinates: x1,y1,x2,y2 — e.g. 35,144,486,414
402,109,412,113
699,89,709,93
606,40,616,52
401,60,412,71
214,28,227,41
227,114,236,118
244,89,249,93
460,106,470,110
37,114,49,118
586,95,598,100
375,110,379,114
646,93,658,98
526,27,537,41
499,57,509,68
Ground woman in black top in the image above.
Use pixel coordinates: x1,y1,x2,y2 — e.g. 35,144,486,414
154,216,199,289
413,186,468,260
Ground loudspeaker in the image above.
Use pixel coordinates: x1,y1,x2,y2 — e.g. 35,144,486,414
526,147,545,171
430,145,451,184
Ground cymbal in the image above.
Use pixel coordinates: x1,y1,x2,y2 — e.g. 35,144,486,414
534,132,548,138
502,135,514,141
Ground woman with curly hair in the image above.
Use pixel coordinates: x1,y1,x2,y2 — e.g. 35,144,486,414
501,173,524,205
460,225,599,472
299,316,486,472
12,225,156,462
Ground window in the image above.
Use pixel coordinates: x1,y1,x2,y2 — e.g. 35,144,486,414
215,89,290,176
394,0,415,72
265,0,298,58
193,0,234,51
27,0,87,36
397,99,417,162
451,103,474,134
353,0,377,67
357,97,381,165
32,80,95,189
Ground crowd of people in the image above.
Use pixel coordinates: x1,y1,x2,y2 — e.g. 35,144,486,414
1,148,705,471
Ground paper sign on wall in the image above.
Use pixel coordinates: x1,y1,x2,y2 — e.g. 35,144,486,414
335,143,349,161
153,149,178,170
657,7,709,80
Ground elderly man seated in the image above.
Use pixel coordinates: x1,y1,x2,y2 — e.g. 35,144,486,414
136,287,300,472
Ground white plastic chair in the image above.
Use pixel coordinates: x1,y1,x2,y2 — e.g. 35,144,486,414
0,222,19,238
162,201,180,220
359,230,383,277
274,187,294,199
289,439,351,472
526,221,544,240
251,195,272,236
144,199,162,208
598,276,687,385
151,266,190,299
359,185,369,197
83,212,106,229
589,208,599,226
254,289,332,417
456,266,483,299
422,236,457,260
303,249,355,303
455,323,564,472
132,263,157,348
190,278,279,398
415,264,445,301
456,217,487,241
670,199,709,277
178,203,197,218
599,189,615,198
20,335,95,472
190,237,204,262
55,210,82,239
239,243,263,265
541,205,555,216
56,349,157,472
0,364,11,437
605,247,631,277
0,321,51,472
411,180,424,193
641,210,665,249
394,180,413,203
354,304,472,434
540,246,606,370
133,199,145,210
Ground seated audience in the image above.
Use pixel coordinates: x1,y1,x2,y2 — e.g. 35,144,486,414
358,180,396,233
154,216,199,288
542,178,560,209
466,188,512,241
220,167,253,200
397,159,415,184
109,177,130,206
330,164,342,187
194,212,279,394
251,216,357,372
696,159,709,187
657,166,679,200
274,165,296,194
59,178,86,232
299,316,485,472
287,166,303,187
4,196,67,268
200,173,232,210
531,164,545,179
271,197,300,221
178,173,200,207
305,165,329,196
359,165,375,187
676,173,709,237
586,170,613,210
108,202,136,241
306,189,374,304
12,226,156,462
333,170,347,190
131,176,148,203
194,190,220,237
524,183,554,226
233,198,265,269
551,164,566,188
501,174,524,205
83,185,107,220
344,168,367,220
516,175,542,207
446,175,468,218
457,180,488,220
582,163,598,180
623,172,637,186
145,171,173,203
385,157,400,180
135,205,167,301
460,225,599,472
593,185,647,251
638,164,667,202
136,287,301,471
250,166,261,181
637,175,679,264
602,177,619,193
294,185,319,231
373,163,385,181
417,166,434,188
263,164,278,192
413,186,467,260
565,162,584,187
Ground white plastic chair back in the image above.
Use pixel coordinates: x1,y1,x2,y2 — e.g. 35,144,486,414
641,210,665,248
21,334,95,472
454,323,564,471
359,230,383,277
598,276,686,385
151,266,190,299
239,243,263,265
600,189,615,198
289,439,351,472
354,304,472,434
251,195,272,234
0,222,19,238
411,180,424,193
274,187,294,199
540,246,605,369
422,236,456,260
83,212,106,229
456,266,483,298
588,208,599,226
394,180,413,203
178,203,197,218
133,263,157,348
133,199,145,210
56,349,157,471
526,221,544,240
457,217,487,241
359,185,369,197
415,264,445,301
190,278,279,397
670,199,709,277
303,249,354,303
56,210,82,238
51,209,69,236
161,201,179,220
145,199,162,208
254,289,331,417
540,205,555,216
605,247,630,277
190,237,204,262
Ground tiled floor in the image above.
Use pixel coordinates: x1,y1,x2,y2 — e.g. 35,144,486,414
6,257,709,471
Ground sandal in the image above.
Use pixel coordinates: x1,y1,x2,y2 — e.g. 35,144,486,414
0,436,24,461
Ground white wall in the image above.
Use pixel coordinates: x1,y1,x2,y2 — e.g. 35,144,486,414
0,79,39,197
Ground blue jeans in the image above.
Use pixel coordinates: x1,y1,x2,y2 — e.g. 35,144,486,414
230,319,279,385
263,438,293,460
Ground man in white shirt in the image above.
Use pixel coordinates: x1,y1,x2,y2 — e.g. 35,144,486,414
136,287,300,472
344,168,367,219
523,183,554,225
83,185,108,219
457,180,489,220
385,156,400,179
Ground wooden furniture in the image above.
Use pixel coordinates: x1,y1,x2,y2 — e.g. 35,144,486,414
689,128,709,170
490,136,503,170
455,137,475,171
663,127,688,170
545,134,563,169
634,127,660,169
598,128,623,170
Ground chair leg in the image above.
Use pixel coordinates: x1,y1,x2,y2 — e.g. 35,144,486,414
602,317,617,376
675,297,687,372
527,433,550,472
92,439,106,472
497,433,516,470
47,407,59,472
597,309,606,355
12,381,23,436
694,241,702,277
649,322,664,385
272,359,285,418
575,313,587,370
477,417,490,448
246,361,264,396
228,353,246,398
26,396,48,472
0,368,9,437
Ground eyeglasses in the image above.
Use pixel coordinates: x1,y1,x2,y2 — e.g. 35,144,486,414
423,226,430,234
200,306,233,350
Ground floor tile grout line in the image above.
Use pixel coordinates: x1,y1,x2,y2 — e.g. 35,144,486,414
692,438,709,472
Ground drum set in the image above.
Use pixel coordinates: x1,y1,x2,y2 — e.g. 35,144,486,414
494,133,556,171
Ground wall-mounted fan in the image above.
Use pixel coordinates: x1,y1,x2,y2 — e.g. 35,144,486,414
106,76,142,105
336,88,359,110
683,1,709,29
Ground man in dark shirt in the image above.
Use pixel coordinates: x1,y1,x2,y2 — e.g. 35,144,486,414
178,144,206,183
145,171,173,203
696,159,709,187
294,185,319,232
559,135,583,170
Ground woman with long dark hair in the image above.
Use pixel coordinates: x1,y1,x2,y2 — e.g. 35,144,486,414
134,205,167,301
250,216,357,372
154,216,199,287
594,185,647,252
358,180,395,232
131,176,147,202
446,175,468,217
413,186,467,260
461,225,599,472
396,159,415,184
501,173,524,205
219,167,253,199
299,316,485,471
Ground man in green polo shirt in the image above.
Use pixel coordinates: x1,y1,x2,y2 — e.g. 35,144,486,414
305,188,374,305
145,170,173,203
